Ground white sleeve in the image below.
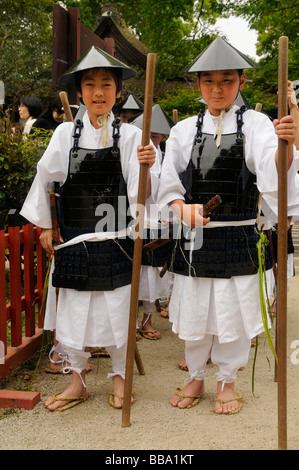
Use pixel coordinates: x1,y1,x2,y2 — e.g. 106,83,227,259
244,110,297,213
157,122,192,214
20,123,72,228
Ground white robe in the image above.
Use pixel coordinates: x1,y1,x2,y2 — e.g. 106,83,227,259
21,112,158,350
157,106,299,344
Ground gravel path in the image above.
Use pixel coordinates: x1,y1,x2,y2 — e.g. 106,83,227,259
0,276,299,451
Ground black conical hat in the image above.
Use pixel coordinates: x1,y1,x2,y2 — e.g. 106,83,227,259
186,36,256,73
119,94,144,110
59,46,136,85
131,104,174,134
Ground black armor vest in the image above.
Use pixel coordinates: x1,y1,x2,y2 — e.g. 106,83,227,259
171,108,261,278
52,118,134,291
181,107,259,220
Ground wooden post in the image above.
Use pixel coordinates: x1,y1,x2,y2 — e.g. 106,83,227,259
277,35,288,451
59,91,74,123
172,109,178,124
122,53,156,427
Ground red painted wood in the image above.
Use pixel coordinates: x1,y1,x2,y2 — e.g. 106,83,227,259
0,217,6,354
0,389,40,410
23,224,35,337
8,224,22,347
0,214,50,380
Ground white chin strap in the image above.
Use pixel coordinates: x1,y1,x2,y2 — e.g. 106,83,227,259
214,108,225,148
97,112,110,147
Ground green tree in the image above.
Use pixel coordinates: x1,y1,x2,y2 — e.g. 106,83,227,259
1,0,56,113
63,0,225,80
0,111,53,225
223,0,299,110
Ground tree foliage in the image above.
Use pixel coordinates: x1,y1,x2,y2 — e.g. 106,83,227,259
63,0,225,80
0,111,52,224
1,0,298,115
223,0,299,109
0,0,57,113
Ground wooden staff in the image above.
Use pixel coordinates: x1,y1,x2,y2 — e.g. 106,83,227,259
277,35,288,451
172,109,178,124
48,190,60,244
122,53,156,427
59,91,74,122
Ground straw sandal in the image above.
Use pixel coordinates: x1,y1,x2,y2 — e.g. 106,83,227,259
214,392,243,414
139,328,161,340
44,392,89,412
109,391,134,409
90,347,110,358
174,387,203,409
160,307,169,319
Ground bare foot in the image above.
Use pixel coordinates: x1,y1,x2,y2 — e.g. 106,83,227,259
110,375,134,409
170,379,204,409
45,372,87,411
178,358,188,371
214,382,242,414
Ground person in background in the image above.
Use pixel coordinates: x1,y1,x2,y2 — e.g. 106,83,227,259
131,104,174,339
18,95,42,136
30,95,63,135
117,94,144,123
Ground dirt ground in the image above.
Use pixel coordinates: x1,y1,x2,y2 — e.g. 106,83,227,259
0,275,299,452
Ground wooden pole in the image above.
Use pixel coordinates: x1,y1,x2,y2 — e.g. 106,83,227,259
122,53,156,427
172,109,178,124
277,35,288,451
59,91,74,122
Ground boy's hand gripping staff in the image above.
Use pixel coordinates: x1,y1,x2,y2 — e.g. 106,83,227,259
122,53,157,427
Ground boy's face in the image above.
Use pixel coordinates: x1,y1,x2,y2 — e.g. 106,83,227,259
150,132,167,149
197,70,246,116
78,68,121,126
119,109,139,123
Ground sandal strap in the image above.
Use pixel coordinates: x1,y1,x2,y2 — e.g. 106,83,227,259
175,387,202,399
215,392,243,405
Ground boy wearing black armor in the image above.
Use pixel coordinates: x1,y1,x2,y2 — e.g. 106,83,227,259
157,37,298,414
21,46,156,411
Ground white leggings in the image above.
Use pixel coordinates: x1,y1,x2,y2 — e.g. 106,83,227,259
185,334,251,384
142,300,155,315
57,343,127,386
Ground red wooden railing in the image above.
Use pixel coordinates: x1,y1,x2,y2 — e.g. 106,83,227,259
0,209,49,380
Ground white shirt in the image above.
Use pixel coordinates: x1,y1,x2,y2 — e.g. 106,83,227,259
156,106,299,343
20,112,158,349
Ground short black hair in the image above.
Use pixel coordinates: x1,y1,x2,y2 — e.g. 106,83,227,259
75,67,123,95
20,95,43,118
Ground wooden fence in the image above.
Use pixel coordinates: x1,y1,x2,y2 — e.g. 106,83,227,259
0,209,49,380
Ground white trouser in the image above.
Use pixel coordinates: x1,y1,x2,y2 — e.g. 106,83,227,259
57,343,127,386
185,334,251,385
142,300,155,315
